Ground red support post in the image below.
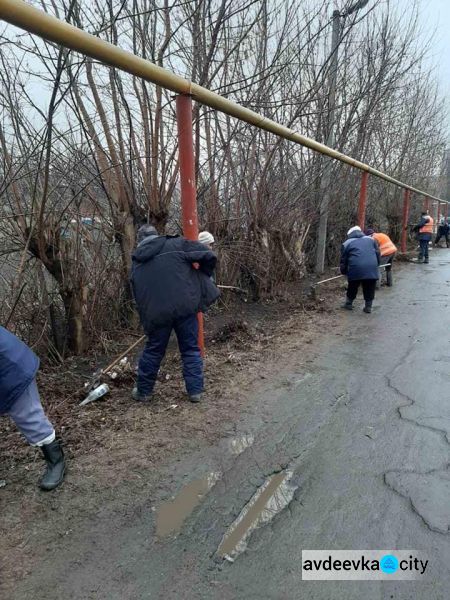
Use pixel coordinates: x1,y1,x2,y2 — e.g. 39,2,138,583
435,201,440,229
425,196,430,212
401,189,410,253
446,203,449,219
358,171,369,230
175,94,204,356
176,94,199,239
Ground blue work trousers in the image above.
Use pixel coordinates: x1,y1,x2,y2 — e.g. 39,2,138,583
418,238,430,260
138,314,203,396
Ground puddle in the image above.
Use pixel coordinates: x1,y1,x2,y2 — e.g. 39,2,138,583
217,470,297,562
228,434,255,455
156,472,221,538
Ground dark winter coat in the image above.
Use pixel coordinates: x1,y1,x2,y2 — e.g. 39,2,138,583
340,230,380,281
437,222,449,235
131,235,220,333
0,326,39,414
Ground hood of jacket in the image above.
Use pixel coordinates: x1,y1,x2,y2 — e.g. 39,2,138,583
132,235,173,264
347,230,365,240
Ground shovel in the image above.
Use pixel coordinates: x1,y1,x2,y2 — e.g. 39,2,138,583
308,265,389,298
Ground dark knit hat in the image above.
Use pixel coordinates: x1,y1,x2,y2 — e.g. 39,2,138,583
137,224,158,244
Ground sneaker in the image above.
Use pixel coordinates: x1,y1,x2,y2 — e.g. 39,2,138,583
189,394,202,403
132,387,152,403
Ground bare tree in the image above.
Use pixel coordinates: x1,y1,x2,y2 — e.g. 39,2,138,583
0,0,446,352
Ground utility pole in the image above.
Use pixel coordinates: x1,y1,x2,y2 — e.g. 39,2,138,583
315,0,370,274
446,148,450,205
315,9,341,275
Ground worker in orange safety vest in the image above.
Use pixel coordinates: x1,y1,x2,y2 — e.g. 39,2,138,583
414,211,434,264
365,228,397,287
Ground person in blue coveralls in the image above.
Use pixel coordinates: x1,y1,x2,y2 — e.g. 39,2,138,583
0,326,66,490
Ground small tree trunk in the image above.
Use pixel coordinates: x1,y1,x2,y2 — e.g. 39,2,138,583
61,285,88,355
118,215,137,325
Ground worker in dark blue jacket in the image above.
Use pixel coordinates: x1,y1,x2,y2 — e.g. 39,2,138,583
131,225,220,403
340,226,381,314
434,218,450,248
0,326,66,490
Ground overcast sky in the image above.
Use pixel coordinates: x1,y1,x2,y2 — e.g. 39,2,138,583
411,0,450,94
3,1,450,129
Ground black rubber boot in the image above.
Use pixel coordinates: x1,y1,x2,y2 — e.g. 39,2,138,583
342,298,353,310
363,301,372,314
40,439,66,491
189,394,202,403
132,387,153,403
386,269,393,287
424,258,429,264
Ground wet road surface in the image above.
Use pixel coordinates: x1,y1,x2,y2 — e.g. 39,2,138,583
14,254,450,599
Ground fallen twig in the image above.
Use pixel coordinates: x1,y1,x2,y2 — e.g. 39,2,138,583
217,285,247,293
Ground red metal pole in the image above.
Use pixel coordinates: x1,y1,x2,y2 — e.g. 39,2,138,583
425,196,430,212
446,203,449,219
435,201,440,229
176,94,204,356
176,94,199,239
357,171,369,230
401,189,410,253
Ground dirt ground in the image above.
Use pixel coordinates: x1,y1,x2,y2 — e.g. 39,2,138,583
0,277,346,597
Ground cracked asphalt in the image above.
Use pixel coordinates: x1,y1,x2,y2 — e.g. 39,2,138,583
13,254,450,599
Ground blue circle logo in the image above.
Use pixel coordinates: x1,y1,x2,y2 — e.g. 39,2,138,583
380,555,399,574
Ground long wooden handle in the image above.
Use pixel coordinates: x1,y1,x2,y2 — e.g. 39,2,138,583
101,334,146,375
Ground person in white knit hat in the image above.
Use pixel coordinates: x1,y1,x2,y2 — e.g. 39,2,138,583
198,232,216,283
198,231,215,250
340,225,380,313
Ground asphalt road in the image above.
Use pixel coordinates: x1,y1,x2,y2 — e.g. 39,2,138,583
14,253,450,599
